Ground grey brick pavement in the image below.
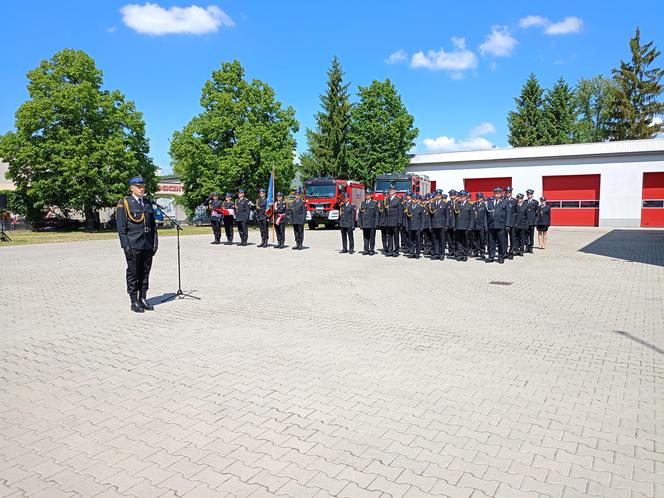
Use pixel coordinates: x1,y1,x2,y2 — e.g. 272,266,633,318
0,227,662,497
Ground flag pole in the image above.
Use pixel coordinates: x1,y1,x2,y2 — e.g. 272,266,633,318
271,167,276,243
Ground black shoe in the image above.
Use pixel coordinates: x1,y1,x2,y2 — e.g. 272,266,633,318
292,245,298,250
508,255,514,260
349,250,354,254
130,292,144,313
485,258,494,263
415,254,420,259
139,291,154,311
339,249,348,254
498,258,505,264
210,241,216,244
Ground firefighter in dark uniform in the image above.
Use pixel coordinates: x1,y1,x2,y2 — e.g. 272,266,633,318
487,187,507,263
504,186,517,259
399,191,413,254
405,194,424,258
471,192,488,258
429,189,448,260
207,192,223,244
454,191,473,261
447,189,457,259
421,194,433,255
289,189,306,250
514,193,529,256
235,188,251,246
384,185,401,257
255,188,269,247
221,193,235,245
358,190,378,255
116,176,158,313
339,192,356,254
377,192,388,253
525,189,538,253
273,192,287,248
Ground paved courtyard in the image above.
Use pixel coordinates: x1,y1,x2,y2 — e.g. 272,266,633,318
0,227,662,498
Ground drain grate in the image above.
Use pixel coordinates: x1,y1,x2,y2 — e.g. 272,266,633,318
489,280,514,286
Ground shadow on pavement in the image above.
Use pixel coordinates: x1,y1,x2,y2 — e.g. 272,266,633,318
614,330,664,355
578,229,664,267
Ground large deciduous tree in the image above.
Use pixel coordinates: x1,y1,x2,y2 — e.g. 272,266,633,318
542,77,577,145
170,60,299,214
299,56,351,180
0,49,156,228
573,75,616,143
608,27,664,140
507,73,547,147
348,79,418,186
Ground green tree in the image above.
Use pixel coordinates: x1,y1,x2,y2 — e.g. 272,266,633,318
348,79,418,186
507,73,547,147
608,27,664,140
542,77,577,144
300,56,351,179
170,60,298,215
0,49,156,228
573,75,616,143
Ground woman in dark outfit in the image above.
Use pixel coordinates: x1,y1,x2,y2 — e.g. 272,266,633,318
536,196,551,249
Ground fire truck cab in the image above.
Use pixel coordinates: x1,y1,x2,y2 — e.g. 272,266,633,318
373,173,432,200
304,177,365,229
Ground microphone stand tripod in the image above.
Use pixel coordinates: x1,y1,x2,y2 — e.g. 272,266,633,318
149,200,200,303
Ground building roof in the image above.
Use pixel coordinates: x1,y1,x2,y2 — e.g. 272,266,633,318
410,138,664,166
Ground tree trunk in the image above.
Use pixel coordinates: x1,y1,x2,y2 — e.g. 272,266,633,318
84,206,99,231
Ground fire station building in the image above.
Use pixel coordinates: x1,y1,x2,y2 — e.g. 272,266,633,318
407,138,664,228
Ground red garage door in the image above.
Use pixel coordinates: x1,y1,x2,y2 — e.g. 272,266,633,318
641,172,664,227
543,174,600,226
464,177,512,200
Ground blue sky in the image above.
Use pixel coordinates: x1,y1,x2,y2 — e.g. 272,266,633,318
1,1,663,174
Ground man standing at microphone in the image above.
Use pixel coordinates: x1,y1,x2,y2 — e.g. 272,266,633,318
116,176,158,313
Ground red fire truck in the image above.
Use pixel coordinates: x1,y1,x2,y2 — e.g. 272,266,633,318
303,177,365,229
373,173,432,200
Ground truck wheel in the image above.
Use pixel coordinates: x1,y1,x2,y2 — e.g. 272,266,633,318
195,220,202,227
308,221,317,230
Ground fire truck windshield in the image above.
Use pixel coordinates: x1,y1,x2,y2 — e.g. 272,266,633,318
305,184,337,198
375,179,411,192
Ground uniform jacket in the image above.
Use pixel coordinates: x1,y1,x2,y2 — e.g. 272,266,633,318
515,202,529,229
273,201,287,224
339,202,356,228
384,195,402,227
525,198,539,225
209,199,224,219
487,197,507,229
289,199,306,225
222,200,235,217
404,202,424,231
116,195,158,252
454,200,473,230
536,204,551,226
420,203,431,229
235,197,251,222
447,199,457,229
376,201,386,228
358,199,379,229
504,196,517,227
472,201,488,230
255,197,268,221
429,199,448,229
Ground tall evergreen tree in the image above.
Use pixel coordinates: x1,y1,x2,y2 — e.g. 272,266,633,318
608,27,664,140
542,77,577,145
573,75,616,143
507,73,547,147
348,80,418,186
300,56,351,179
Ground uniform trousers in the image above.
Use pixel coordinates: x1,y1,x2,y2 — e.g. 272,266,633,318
275,223,286,245
379,227,388,252
408,230,422,255
431,228,446,258
362,228,376,253
124,248,153,294
515,227,526,254
473,229,486,256
211,217,222,242
526,225,535,251
386,226,399,254
292,224,304,246
257,218,269,243
223,216,234,242
237,220,248,243
455,229,470,258
488,228,507,260
340,227,354,251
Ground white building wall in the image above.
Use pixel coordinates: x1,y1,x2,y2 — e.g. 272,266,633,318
407,152,664,228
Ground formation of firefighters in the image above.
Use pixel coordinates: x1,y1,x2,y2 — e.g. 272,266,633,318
205,182,552,264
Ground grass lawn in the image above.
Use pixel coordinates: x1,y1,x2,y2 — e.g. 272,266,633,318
0,226,216,246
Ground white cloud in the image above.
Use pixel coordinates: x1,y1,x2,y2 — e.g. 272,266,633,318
107,26,117,33
520,15,583,35
519,15,549,28
652,117,663,126
411,37,478,75
469,122,496,138
545,16,583,35
422,136,495,153
478,26,517,57
385,49,408,64
120,3,234,35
